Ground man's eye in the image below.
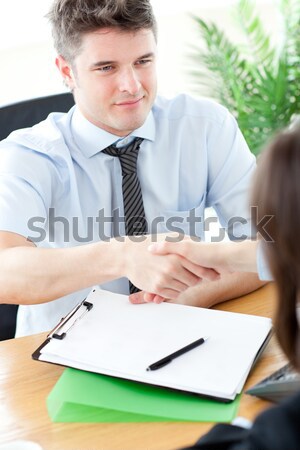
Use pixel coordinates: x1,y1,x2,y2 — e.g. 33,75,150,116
98,65,113,72
136,59,151,65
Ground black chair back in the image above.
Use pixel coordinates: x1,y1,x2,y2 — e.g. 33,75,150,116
0,92,75,340
0,92,75,141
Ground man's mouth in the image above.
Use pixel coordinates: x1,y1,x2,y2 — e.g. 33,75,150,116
115,96,144,106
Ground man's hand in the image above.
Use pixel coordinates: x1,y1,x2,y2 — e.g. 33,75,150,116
128,240,260,305
148,240,259,274
122,235,220,301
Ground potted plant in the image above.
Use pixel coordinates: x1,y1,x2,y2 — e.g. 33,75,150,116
190,0,300,155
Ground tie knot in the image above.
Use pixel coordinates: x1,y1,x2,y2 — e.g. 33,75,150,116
102,137,143,175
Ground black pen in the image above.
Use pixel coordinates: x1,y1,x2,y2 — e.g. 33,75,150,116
146,336,209,371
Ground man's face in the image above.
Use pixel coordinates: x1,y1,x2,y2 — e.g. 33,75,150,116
58,28,157,136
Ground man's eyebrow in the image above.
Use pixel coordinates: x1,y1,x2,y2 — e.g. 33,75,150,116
136,52,156,60
90,60,115,69
90,52,156,69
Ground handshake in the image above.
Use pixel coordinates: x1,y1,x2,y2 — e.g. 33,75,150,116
120,234,259,305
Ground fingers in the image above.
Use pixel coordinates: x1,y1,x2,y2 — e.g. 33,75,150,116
155,254,205,289
156,276,195,294
201,267,220,280
142,283,182,301
144,292,165,304
129,291,168,305
143,292,155,302
149,241,221,281
127,239,221,303
171,266,202,289
129,291,146,304
149,240,209,266
182,259,220,281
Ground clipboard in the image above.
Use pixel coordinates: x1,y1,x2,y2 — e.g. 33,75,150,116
32,287,272,402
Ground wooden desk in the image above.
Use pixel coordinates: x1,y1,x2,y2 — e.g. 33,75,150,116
0,284,286,450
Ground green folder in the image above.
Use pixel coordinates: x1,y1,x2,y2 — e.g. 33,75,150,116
47,368,240,422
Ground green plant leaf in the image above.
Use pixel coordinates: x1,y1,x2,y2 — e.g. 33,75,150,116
190,0,300,155
235,0,276,69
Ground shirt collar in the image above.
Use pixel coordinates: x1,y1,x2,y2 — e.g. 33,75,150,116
71,106,156,158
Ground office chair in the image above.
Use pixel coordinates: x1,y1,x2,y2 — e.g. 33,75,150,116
0,92,75,340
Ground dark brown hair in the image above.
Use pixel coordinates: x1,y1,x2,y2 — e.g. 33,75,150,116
46,0,157,63
251,126,300,369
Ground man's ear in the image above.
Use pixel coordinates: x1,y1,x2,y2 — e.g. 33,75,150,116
55,55,76,90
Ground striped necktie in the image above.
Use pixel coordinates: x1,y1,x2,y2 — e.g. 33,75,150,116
102,137,147,294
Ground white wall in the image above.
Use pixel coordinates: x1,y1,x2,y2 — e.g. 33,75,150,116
0,0,279,105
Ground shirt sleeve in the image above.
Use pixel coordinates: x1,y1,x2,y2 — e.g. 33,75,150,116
206,110,256,241
0,174,47,240
0,142,60,242
257,241,273,281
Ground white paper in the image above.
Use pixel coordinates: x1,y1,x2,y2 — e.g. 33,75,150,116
40,288,272,400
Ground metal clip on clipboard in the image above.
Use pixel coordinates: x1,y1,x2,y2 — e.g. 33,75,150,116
48,300,93,340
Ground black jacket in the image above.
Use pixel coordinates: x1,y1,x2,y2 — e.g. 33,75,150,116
180,391,300,450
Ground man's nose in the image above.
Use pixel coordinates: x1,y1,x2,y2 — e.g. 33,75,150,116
118,67,141,95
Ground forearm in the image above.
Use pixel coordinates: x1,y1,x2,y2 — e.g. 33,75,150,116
0,240,123,304
172,271,265,308
0,234,205,305
218,240,259,273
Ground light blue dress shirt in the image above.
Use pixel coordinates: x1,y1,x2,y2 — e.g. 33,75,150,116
0,94,256,336
257,241,273,281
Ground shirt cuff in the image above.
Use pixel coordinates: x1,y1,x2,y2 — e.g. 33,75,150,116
257,241,273,281
231,416,253,429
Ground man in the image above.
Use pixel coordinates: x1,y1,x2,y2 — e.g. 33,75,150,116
0,0,262,337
